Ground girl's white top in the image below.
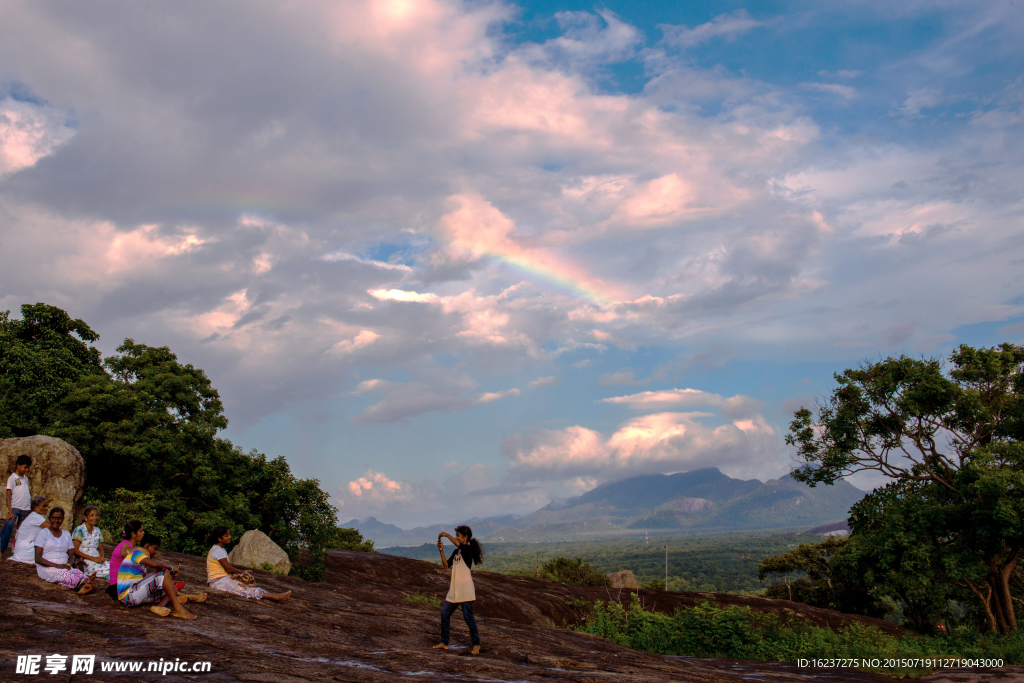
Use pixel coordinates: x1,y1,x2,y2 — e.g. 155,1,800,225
445,550,476,603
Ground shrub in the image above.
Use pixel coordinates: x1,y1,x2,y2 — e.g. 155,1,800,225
541,557,611,587
575,595,1024,677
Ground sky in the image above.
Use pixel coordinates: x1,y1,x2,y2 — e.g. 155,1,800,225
1,0,1022,528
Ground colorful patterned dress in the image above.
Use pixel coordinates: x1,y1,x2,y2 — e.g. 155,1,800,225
117,547,166,606
72,523,110,579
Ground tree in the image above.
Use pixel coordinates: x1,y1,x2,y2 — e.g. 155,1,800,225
757,536,888,618
787,344,1024,633
847,481,957,632
542,557,612,587
0,303,103,438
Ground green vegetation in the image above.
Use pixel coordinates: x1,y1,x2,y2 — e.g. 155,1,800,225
758,536,889,619
788,343,1024,633
0,303,371,581
576,595,1024,677
536,557,611,587
404,592,442,608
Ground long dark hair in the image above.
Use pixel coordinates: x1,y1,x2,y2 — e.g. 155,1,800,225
207,525,229,546
121,520,143,540
456,525,484,565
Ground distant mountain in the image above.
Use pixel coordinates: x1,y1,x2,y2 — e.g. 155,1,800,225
345,468,863,545
343,514,523,547
484,468,863,541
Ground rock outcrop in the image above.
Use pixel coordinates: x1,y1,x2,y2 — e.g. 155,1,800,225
1,546,1008,682
228,529,291,575
607,569,638,589
0,436,85,530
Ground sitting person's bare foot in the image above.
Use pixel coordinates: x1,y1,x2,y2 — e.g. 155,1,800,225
278,590,291,602
150,606,171,617
181,593,207,604
432,643,448,650
171,608,197,620
77,578,94,595
470,646,481,655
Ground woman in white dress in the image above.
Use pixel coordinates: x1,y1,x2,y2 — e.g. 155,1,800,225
34,507,94,594
8,496,48,564
205,526,291,602
433,525,483,655
71,506,110,579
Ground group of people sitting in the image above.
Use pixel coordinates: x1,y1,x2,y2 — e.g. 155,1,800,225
6,493,290,619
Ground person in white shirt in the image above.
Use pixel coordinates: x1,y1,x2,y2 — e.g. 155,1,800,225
33,506,94,594
205,526,291,602
433,525,483,655
2,455,32,553
8,496,48,564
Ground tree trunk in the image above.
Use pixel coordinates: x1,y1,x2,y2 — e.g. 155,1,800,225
963,579,999,634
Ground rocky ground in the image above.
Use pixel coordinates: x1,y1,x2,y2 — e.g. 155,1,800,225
1,547,1018,682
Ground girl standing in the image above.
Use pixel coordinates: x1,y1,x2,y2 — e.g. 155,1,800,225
72,506,110,580
205,526,291,602
33,507,93,594
433,525,483,655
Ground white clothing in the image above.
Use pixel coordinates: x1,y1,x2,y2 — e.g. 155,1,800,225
34,528,72,579
6,472,30,510
208,575,265,600
9,511,46,564
445,551,476,603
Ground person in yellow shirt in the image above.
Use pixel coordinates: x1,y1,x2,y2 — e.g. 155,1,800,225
205,526,291,602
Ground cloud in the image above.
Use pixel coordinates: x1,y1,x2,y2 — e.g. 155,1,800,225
659,10,765,49
0,96,75,178
527,376,561,389
501,409,782,483
337,463,554,525
477,388,520,403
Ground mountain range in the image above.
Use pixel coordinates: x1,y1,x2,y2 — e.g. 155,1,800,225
346,467,865,546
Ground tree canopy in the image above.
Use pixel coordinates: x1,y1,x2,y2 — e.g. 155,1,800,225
787,344,1024,633
0,303,104,438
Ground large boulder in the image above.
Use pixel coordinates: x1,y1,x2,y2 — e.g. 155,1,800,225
0,436,85,531
228,530,292,575
607,570,638,589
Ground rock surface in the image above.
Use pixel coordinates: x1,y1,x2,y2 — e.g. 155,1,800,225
228,529,291,575
0,436,85,530
607,569,638,589
1,546,1016,682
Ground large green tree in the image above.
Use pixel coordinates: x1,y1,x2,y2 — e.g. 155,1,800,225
0,303,104,438
787,343,1024,633
757,536,889,619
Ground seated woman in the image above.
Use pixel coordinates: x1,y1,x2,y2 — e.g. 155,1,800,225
205,526,291,602
8,496,48,564
117,533,206,619
72,506,110,580
33,506,94,594
107,520,144,601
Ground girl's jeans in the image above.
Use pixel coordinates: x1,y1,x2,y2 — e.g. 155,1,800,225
440,600,480,646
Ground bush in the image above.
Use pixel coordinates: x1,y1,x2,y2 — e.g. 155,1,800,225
576,595,1024,676
541,557,611,587
333,527,375,552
